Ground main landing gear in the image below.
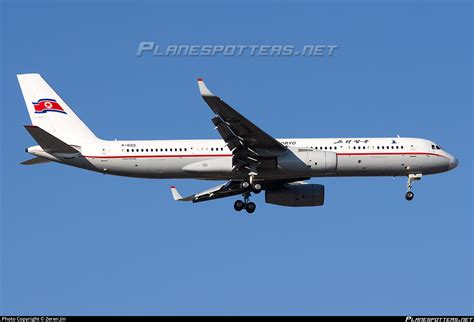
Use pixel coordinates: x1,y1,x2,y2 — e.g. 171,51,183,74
234,175,261,214
240,180,262,194
234,195,256,214
405,174,422,201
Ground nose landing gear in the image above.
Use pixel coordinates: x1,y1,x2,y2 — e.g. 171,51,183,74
405,174,422,201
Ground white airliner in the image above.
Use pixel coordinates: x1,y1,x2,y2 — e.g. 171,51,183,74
18,74,458,213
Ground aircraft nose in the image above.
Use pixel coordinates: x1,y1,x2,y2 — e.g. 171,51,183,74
449,156,459,170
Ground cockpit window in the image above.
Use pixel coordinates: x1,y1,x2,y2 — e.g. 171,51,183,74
436,145,441,150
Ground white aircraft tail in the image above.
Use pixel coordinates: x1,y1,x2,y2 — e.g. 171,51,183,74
17,73,98,145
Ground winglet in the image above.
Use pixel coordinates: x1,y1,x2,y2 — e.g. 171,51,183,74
170,186,194,201
197,78,214,97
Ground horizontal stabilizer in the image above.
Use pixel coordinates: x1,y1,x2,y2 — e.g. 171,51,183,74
24,125,79,155
20,157,52,165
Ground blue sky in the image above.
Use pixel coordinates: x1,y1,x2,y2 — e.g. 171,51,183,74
1,0,472,315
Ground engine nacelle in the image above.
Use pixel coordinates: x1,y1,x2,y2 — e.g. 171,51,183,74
277,148,337,174
265,184,325,207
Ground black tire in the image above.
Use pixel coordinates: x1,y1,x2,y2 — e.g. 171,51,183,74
405,191,414,201
240,181,250,190
246,202,256,214
252,183,262,194
234,200,245,211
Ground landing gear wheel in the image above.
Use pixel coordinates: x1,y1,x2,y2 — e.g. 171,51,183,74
252,183,262,194
245,202,256,214
234,200,245,211
405,174,421,202
240,181,250,190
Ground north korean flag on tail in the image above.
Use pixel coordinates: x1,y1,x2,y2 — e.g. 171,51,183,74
32,98,66,114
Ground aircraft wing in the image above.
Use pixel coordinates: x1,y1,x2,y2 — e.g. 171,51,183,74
170,178,309,203
171,181,243,203
197,79,287,173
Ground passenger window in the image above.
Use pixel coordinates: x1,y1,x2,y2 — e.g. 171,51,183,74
127,149,129,152
184,148,187,151
381,146,384,149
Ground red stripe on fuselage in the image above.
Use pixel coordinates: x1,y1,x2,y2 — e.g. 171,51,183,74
336,152,448,158
82,152,447,159
83,154,233,159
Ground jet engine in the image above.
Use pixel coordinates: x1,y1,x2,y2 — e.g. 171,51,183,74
265,183,325,207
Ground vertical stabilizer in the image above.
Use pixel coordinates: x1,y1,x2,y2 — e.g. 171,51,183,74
17,73,98,145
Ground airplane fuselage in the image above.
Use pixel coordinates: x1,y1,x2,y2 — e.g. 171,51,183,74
28,136,458,180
